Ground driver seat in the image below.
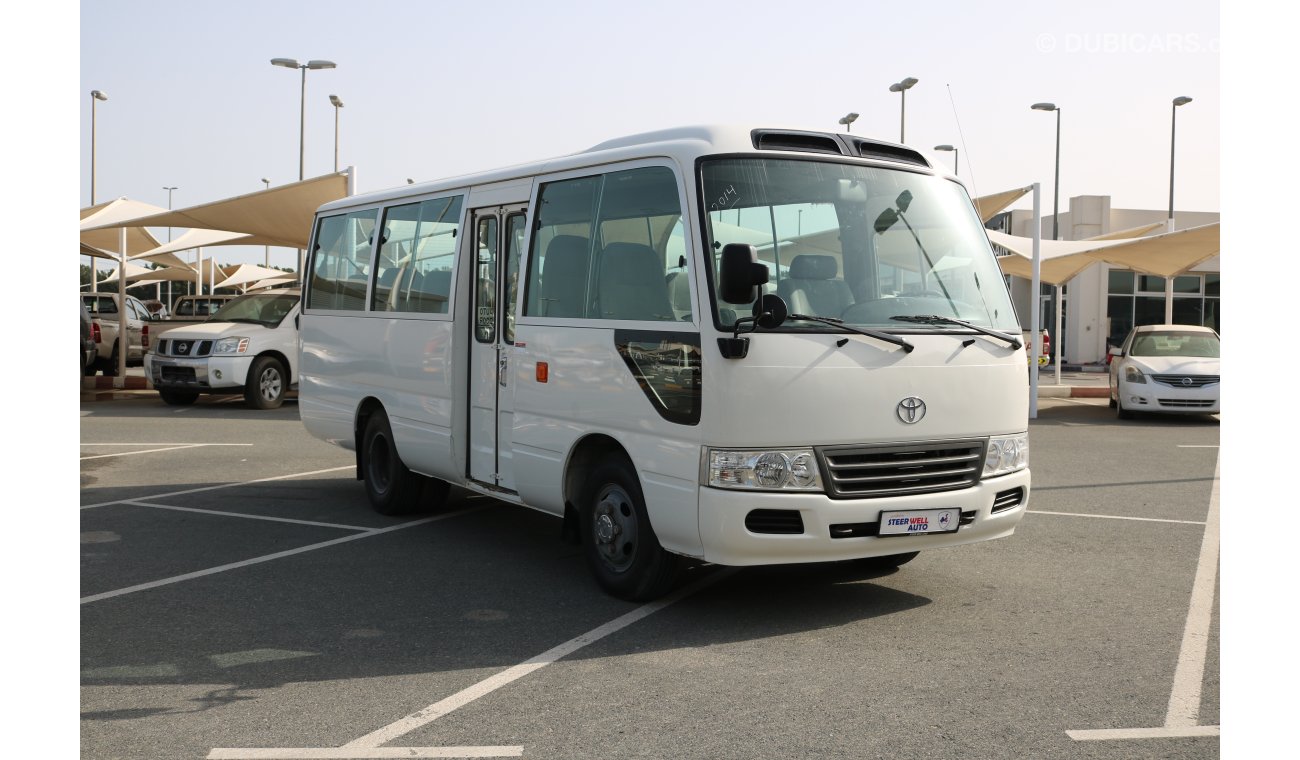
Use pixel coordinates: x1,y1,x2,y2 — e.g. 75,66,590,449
777,255,853,316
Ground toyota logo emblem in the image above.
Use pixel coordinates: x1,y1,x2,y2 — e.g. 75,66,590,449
897,397,926,424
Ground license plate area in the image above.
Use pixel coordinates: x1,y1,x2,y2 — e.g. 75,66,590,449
878,508,962,536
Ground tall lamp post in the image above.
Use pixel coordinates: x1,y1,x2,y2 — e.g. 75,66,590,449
1031,102,1063,377
1030,102,1061,241
162,186,178,307
934,144,958,175
1165,96,1193,322
90,90,108,205
89,89,109,293
888,77,918,142
329,94,344,172
261,178,271,267
271,57,335,279
838,112,859,132
270,58,336,181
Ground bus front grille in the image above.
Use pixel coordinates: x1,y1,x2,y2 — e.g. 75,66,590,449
817,440,985,499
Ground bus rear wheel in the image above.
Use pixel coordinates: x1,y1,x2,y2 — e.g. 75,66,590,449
580,457,678,601
362,411,426,515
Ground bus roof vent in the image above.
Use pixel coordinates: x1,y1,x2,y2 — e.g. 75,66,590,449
845,138,931,168
751,129,847,156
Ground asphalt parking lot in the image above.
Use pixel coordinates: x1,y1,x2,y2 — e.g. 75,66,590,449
80,394,1220,759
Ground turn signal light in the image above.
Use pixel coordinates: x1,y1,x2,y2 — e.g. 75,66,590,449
536,362,549,383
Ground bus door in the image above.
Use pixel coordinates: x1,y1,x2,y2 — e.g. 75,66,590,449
467,206,527,490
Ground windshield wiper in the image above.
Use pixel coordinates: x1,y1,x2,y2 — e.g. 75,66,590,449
788,314,914,352
889,315,1022,349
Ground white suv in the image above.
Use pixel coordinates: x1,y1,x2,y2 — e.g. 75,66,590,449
145,289,300,409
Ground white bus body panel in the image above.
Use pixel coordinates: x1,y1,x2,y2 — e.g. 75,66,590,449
299,315,461,481
511,322,705,557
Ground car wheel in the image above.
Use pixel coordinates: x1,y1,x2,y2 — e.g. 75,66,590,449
159,389,199,406
361,411,425,515
101,346,120,377
580,457,678,601
245,356,287,410
852,551,920,571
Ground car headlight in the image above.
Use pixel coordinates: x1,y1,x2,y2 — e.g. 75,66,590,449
213,337,250,355
983,434,1028,478
1123,365,1146,384
707,448,823,491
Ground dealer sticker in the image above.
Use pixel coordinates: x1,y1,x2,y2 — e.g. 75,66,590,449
878,508,961,536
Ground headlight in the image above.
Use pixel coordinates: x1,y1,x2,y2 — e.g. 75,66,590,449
213,337,250,355
707,448,823,491
983,434,1028,478
1123,365,1146,384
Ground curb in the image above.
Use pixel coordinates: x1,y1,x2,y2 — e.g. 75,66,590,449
83,376,150,390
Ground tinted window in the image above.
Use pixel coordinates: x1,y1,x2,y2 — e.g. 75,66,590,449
308,209,377,311
372,196,462,314
524,166,682,322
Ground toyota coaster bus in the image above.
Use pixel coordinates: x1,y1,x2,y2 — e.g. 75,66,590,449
299,125,1031,600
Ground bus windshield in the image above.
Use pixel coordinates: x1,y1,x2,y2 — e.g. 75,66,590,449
701,158,1018,332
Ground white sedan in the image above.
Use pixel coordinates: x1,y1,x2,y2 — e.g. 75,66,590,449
1108,324,1220,419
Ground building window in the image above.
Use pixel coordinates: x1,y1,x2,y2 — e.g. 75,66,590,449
1106,268,1219,345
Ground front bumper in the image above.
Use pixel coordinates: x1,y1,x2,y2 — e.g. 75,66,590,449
145,353,252,391
697,468,1031,566
1117,379,1220,414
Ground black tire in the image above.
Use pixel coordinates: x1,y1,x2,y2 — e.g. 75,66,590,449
245,356,287,410
101,347,120,377
1108,392,1117,409
580,457,678,601
853,551,920,571
1116,396,1134,420
159,389,199,406
361,411,425,515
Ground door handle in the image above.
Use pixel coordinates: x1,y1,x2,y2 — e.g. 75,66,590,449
498,353,508,387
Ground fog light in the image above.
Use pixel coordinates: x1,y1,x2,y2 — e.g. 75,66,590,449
214,369,223,380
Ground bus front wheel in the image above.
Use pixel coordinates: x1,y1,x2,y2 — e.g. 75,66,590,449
580,458,678,601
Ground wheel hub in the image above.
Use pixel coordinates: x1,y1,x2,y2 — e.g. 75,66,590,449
593,485,637,572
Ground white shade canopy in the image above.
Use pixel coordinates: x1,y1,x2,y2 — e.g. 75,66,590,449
989,222,1221,285
81,172,352,249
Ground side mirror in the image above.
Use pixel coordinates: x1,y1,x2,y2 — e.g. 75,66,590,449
752,293,787,329
717,243,769,304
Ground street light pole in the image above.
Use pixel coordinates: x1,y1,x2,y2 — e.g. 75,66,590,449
271,57,336,280
90,90,108,205
261,178,271,267
1169,96,1193,225
934,144,958,176
1165,96,1193,323
1031,103,1061,241
162,186,178,307
329,95,344,173
888,77,918,142
838,112,859,133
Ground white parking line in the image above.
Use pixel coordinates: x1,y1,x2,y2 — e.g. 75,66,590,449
81,443,258,446
81,466,354,510
1029,510,1206,526
209,568,738,759
1067,454,1220,741
82,444,215,460
208,748,522,758
122,500,372,531
80,507,483,605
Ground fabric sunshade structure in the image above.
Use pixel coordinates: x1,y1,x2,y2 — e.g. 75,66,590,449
988,222,1220,285
213,264,295,290
80,199,167,257
973,186,1032,223
97,261,166,285
81,171,352,249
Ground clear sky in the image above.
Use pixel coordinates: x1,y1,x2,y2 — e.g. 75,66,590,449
77,0,1220,268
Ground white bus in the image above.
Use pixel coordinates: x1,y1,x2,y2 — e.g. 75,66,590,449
299,125,1031,600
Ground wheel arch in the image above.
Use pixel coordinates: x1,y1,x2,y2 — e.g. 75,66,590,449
353,397,387,481
560,433,634,545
